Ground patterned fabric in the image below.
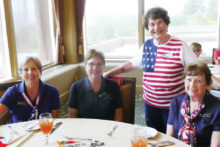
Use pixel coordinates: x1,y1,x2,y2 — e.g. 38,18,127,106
22,92,42,120
142,38,185,108
178,99,205,146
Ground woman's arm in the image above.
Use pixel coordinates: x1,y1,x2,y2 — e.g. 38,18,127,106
51,109,59,118
114,108,123,122
104,61,136,78
0,104,9,119
166,124,175,137
210,131,220,147
69,108,78,118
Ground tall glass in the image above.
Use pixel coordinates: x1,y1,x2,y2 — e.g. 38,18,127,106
131,127,148,147
39,112,53,145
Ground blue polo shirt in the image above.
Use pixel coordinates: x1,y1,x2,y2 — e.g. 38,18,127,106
68,76,122,120
0,80,60,124
167,92,220,147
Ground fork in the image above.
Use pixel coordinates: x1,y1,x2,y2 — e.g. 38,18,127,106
107,124,118,136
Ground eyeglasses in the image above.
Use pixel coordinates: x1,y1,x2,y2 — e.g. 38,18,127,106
87,62,103,67
22,67,39,72
196,50,202,52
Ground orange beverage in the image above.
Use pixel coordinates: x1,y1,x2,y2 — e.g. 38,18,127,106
40,120,53,135
131,136,147,147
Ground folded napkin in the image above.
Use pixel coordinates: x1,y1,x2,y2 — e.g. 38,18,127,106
0,141,7,147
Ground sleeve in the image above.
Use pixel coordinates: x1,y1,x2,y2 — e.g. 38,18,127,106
213,103,220,131
67,84,78,109
180,41,198,67
113,82,122,109
0,87,16,109
130,45,143,68
167,98,176,125
50,87,60,110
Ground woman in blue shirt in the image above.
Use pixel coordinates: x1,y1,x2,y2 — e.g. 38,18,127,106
68,49,123,121
167,61,220,147
0,56,60,123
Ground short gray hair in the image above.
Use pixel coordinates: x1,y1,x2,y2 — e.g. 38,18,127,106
85,49,105,65
19,56,42,73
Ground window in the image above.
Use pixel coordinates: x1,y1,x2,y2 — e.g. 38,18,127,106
85,0,219,61
0,3,11,79
145,0,219,61
85,0,138,59
11,0,56,66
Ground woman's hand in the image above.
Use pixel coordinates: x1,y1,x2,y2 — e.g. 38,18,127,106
210,131,220,147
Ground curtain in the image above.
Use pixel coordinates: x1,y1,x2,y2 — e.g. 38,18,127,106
75,0,86,62
53,0,65,63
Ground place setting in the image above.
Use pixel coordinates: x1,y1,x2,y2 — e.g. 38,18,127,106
0,113,63,146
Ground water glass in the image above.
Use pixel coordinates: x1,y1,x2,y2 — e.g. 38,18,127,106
131,127,148,147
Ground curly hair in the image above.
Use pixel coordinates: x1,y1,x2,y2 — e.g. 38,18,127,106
144,7,170,30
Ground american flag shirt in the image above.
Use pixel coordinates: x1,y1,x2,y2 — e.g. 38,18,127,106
140,38,190,109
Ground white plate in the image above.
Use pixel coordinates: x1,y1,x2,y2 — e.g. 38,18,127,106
132,126,158,138
146,127,158,138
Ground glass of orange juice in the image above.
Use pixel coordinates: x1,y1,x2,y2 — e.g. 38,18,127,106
39,112,53,145
131,127,148,147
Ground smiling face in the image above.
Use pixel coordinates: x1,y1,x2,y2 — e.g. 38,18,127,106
185,74,209,100
21,59,42,87
148,18,168,40
85,56,104,81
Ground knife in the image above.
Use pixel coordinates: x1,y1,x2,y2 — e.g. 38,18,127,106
50,122,63,134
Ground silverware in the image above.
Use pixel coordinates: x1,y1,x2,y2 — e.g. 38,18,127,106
64,136,104,146
50,122,63,134
148,141,175,147
27,121,39,130
107,124,118,136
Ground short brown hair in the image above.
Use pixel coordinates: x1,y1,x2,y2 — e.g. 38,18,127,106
185,61,212,86
85,49,105,65
144,7,170,30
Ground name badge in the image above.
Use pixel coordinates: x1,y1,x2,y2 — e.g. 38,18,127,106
98,92,108,98
199,113,212,118
17,101,28,106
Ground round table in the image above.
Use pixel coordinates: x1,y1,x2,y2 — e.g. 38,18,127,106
0,118,189,147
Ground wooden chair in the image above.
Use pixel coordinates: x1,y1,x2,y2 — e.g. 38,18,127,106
110,77,136,124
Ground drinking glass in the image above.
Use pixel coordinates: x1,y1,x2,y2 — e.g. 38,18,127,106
39,112,53,145
131,127,148,147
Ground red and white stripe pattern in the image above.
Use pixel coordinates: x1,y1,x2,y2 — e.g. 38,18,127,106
178,99,205,146
22,92,42,119
143,38,186,108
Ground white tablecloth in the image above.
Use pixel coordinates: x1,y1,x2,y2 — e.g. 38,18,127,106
0,118,189,147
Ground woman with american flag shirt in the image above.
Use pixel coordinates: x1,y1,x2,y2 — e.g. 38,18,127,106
104,7,198,133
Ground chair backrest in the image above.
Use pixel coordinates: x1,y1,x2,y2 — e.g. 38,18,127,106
0,81,20,125
212,48,220,64
110,76,136,124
